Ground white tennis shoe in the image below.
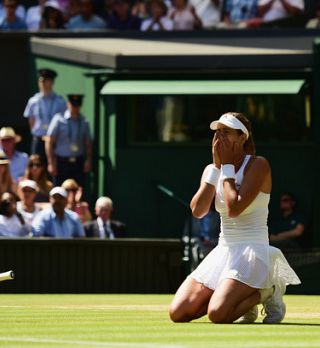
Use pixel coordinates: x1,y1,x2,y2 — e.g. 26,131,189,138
262,282,286,324
237,305,258,324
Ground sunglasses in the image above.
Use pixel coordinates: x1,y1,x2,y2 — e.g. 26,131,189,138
22,188,36,193
280,198,291,202
29,163,42,168
66,188,77,192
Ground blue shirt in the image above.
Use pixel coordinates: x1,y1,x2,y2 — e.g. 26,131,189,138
32,208,85,238
66,14,106,29
24,92,66,137
47,110,91,157
226,0,258,22
0,16,27,30
2,150,28,182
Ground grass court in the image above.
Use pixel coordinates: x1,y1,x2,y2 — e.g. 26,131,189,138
0,294,319,347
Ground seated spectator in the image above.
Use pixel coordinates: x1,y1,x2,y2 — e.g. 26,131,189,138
188,0,222,28
222,0,259,27
258,0,303,23
25,0,46,30
131,0,148,19
0,0,27,29
140,0,173,30
84,196,126,238
0,127,28,183
269,192,305,249
61,178,92,223
65,0,82,20
17,180,41,232
107,0,141,30
168,0,202,30
0,151,17,196
182,208,220,271
23,154,53,203
66,0,106,29
32,186,85,238
0,0,25,21
0,192,29,237
40,0,65,29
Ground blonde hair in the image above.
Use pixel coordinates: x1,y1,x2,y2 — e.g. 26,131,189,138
0,163,15,196
95,196,113,210
62,179,79,190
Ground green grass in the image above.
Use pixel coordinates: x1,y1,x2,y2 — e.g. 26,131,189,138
0,294,319,347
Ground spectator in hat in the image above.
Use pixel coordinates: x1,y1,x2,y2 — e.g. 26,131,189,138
23,154,53,203
106,0,141,30
46,94,92,188
32,186,85,238
0,151,17,197
0,0,27,29
84,196,126,238
66,0,106,29
0,127,28,183
40,0,65,28
61,178,92,223
17,179,42,231
140,0,173,30
23,68,66,160
0,192,29,237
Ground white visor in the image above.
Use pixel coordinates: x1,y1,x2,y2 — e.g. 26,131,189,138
210,114,249,140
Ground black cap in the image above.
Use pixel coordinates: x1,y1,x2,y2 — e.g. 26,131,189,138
38,68,57,80
67,94,84,106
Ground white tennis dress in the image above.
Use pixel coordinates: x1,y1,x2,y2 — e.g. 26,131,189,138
190,155,301,290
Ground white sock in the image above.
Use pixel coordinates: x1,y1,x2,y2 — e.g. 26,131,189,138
259,286,275,304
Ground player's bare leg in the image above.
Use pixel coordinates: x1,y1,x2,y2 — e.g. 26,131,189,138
169,277,213,322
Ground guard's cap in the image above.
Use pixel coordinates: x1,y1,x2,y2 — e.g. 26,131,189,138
67,94,84,106
49,186,67,198
38,68,57,80
210,113,249,140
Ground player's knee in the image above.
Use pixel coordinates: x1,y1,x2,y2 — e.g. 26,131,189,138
169,305,190,322
208,305,231,323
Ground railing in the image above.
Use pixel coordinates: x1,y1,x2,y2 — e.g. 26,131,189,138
0,238,183,293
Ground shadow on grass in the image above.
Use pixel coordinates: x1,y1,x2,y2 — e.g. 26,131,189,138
189,322,320,326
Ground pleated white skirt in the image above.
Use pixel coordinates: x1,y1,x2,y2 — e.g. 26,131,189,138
190,242,301,290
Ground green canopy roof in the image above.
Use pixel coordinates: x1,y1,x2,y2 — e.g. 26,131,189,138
101,80,305,95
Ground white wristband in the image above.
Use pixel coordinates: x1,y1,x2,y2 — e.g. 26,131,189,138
203,165,221,187
222,164,235,180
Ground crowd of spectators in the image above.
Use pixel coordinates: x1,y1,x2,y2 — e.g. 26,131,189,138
0,0,317,31
0,67,127,239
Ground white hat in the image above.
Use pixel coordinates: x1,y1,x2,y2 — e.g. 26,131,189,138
19,179,38,191
0,127,22,143
50,186,67,198
210,113,249,140
44,0,62,11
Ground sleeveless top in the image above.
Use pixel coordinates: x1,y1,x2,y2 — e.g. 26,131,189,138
215,155,270,246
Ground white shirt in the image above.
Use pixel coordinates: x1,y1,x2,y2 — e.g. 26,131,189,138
17,201,41,227
258,0,303,22
97,217,115,239
168,6,196,30
189,0,221,28
140,17,173,31
25,5,41,30
0,214,29,237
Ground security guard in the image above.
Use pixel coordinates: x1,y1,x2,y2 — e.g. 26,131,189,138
23,68,66,159
45,94,92,188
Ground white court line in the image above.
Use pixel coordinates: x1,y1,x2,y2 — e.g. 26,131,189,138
0,337,184,348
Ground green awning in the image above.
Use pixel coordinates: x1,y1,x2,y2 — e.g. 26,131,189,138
101,80,305,95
